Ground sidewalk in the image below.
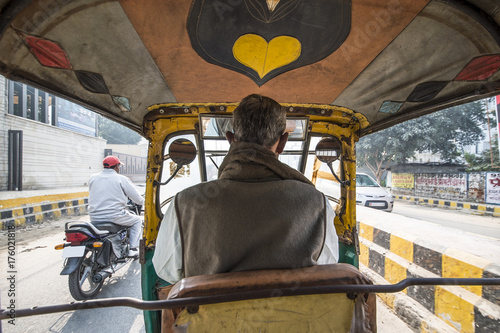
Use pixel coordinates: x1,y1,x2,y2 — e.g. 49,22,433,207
0,187,89,229
394,194,500,217
0,183,145,230
357,205,500,332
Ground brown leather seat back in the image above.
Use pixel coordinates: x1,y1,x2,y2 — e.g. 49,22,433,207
158,263,377,332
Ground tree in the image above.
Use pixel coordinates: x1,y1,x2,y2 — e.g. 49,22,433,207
97,115,143,144
464,139,500,171
356,122,422,182
357,100,488,183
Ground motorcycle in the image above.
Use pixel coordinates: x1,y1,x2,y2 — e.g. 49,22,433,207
55,200,142,300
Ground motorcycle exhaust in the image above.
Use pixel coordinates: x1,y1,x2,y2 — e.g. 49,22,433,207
92,271,111,283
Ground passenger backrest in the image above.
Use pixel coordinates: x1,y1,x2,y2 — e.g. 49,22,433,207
157,263,376,332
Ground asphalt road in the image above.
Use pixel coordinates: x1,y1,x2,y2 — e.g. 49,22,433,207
392,200,500,240
0,213,419,333
0,216,145,333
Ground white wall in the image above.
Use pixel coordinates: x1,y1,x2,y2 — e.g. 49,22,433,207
409,152,442,163
106,143,147,157
0,82,107,190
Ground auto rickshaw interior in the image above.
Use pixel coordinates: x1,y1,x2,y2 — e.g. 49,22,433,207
143,104,364,268
142,104,377,332
1,0,500,331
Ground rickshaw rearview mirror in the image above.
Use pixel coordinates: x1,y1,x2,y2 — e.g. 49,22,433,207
200,114,309,141
155,139,197,187
169,138,197,166
315,137,350,186
315,137,342,164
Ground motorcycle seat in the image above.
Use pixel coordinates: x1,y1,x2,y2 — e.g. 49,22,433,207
91,221,125,234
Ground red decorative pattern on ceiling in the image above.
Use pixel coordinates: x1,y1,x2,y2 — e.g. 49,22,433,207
24,35,72,69
454,54,500,81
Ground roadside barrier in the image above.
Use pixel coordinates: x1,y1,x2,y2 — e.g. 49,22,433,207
357,208,500,333
0,192,88,230
2,189,499,331
394,195,500,217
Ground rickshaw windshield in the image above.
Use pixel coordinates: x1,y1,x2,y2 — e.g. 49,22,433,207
158,134,202,214
158,116,341,215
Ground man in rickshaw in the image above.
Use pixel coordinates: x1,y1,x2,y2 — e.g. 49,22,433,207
153,94,339,284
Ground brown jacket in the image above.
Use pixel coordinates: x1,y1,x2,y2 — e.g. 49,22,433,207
175,142,328,277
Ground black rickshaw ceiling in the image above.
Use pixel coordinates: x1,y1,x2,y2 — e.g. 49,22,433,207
187,0,352,86
1,1,500,330
0,0,499,135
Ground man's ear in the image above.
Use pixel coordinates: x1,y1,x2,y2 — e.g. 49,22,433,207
276,133,289,155
226,131,235,144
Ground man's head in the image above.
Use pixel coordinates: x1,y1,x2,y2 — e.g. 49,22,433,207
229,94,287,153
103,156,123,172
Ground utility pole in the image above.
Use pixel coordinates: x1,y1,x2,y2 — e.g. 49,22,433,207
485,97,500,168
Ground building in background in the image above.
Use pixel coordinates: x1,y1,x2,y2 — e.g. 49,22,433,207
0,75,146,191
105,143,147,183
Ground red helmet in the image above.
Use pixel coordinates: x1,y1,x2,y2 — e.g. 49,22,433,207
103,156,123,168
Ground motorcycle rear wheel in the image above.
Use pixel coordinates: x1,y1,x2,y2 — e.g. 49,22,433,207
68,250,104,300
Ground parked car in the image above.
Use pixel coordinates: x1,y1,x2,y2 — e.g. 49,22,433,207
356,173,394,212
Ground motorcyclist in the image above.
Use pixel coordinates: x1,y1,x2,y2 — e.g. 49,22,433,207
88,156,144,258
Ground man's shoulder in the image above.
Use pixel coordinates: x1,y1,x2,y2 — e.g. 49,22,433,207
89,171,104,180
281,178,320,189
117,173,131,181
176,179,227,197
282,179,325,196
182,179,225,190
177,178,322,197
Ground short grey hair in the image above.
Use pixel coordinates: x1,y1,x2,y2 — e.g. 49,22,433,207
233,94,286,148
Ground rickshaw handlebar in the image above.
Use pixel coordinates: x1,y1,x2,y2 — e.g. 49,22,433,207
1,277,499,320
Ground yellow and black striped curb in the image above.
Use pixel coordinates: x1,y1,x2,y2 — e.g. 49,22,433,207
359,221,500,333
361,265,460,333
394,195,500,217
0,192,89,230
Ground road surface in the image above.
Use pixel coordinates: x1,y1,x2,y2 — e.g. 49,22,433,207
0,215,415,332
0,216,145,333
392,200,500,239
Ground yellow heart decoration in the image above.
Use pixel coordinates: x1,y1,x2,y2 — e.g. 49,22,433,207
233,34,301,79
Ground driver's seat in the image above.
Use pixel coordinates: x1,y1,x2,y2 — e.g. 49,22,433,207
157,263,376,332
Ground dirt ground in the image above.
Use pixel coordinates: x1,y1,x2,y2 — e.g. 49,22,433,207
0,215,88,251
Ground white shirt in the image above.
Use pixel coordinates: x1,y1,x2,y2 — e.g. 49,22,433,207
88,169,145,222
153,195,340,284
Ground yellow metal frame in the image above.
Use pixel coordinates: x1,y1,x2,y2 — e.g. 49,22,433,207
142,103,365,247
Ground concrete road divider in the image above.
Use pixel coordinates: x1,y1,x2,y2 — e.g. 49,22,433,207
0,189,89,229
394,195,500,217
357,206,500,333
